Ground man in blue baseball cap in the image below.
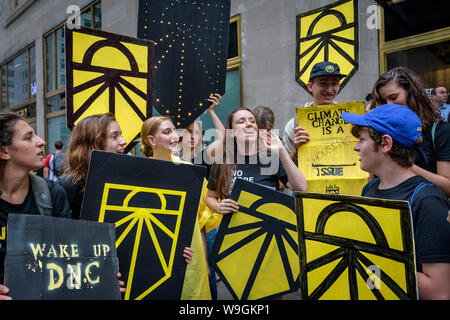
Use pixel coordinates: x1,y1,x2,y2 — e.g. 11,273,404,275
342,104,450,300
283,61,346,163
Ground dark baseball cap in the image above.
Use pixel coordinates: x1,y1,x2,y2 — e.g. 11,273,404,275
309,61,346,81
341,104,422,149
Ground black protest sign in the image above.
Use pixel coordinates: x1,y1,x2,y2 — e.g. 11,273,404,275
80,150,206,300
137,0,231,128
211,179,299,300
4,214,120,300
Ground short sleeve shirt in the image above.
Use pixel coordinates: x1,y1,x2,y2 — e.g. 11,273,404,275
207,154,289,195
362,175,450,271
416,121,450,173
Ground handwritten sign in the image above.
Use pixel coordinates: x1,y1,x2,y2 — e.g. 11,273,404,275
4,214,120,300
297,101,367,195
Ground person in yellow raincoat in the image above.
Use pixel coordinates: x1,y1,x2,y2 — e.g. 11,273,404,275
140,116,211,300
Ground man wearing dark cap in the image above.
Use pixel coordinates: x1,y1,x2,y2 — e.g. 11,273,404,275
283,61,346,162
341,104,450,300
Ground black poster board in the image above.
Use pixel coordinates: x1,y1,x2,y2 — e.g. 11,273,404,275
4,214,120,300
137,0,231,128
80,150,206,300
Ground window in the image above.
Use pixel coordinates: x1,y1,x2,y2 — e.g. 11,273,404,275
0,44,36,124
382,0,449,42
379,1,450,92
44,0,101,152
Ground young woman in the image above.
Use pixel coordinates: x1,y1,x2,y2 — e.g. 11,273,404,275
140,116,210,299
205,106,308,215
58,113,127,220
371,67,450,197
0,112,72,300
179,94,224,171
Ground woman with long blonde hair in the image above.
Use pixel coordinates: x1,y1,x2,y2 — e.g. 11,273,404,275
140,116,211,299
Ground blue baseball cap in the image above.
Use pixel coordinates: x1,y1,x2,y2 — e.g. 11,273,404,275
341,104,422,149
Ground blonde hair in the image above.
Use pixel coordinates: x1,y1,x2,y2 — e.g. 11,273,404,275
140,116,172,157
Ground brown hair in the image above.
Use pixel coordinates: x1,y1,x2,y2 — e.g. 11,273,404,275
139,116,172,157
351,125,422,168
371,67,440,132
213,106,256,199
253,106,275,130
0,112,26,169
65,113,117,189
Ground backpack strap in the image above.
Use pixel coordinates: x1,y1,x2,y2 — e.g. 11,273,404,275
362,177,380,197
28,173,53,216
431,121,438,152
409,182,433,207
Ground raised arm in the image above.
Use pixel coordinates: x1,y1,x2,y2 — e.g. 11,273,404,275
260,130,307,192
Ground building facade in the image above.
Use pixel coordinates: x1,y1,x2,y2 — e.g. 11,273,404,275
0,0,448,153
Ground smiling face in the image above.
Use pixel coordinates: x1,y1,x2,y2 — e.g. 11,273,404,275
1,120,46,171
103,121,127,153
231,109,258,142
377,81,408,106
148,119,179,154
307,75,341,106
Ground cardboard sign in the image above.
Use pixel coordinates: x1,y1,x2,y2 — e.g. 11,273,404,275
65,26,154,153
295,192,418,300
137,0,231,128
296,0,359,93
297,101,367,195
4,214,120,300
211,179,299,300
80,151,206,300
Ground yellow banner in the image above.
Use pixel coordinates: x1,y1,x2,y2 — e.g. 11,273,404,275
295,192,418,300
296,0,358,93
297,101,367,195
65,26,154,152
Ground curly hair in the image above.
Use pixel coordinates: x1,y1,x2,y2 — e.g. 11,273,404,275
64,113,116,189
371,67,440,132
0,112,26,169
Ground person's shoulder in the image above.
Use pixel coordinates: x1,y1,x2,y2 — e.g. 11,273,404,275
284,117,295,129
409,175,448,201
43,153,53,167
45,178,66,195
436,120,450,132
